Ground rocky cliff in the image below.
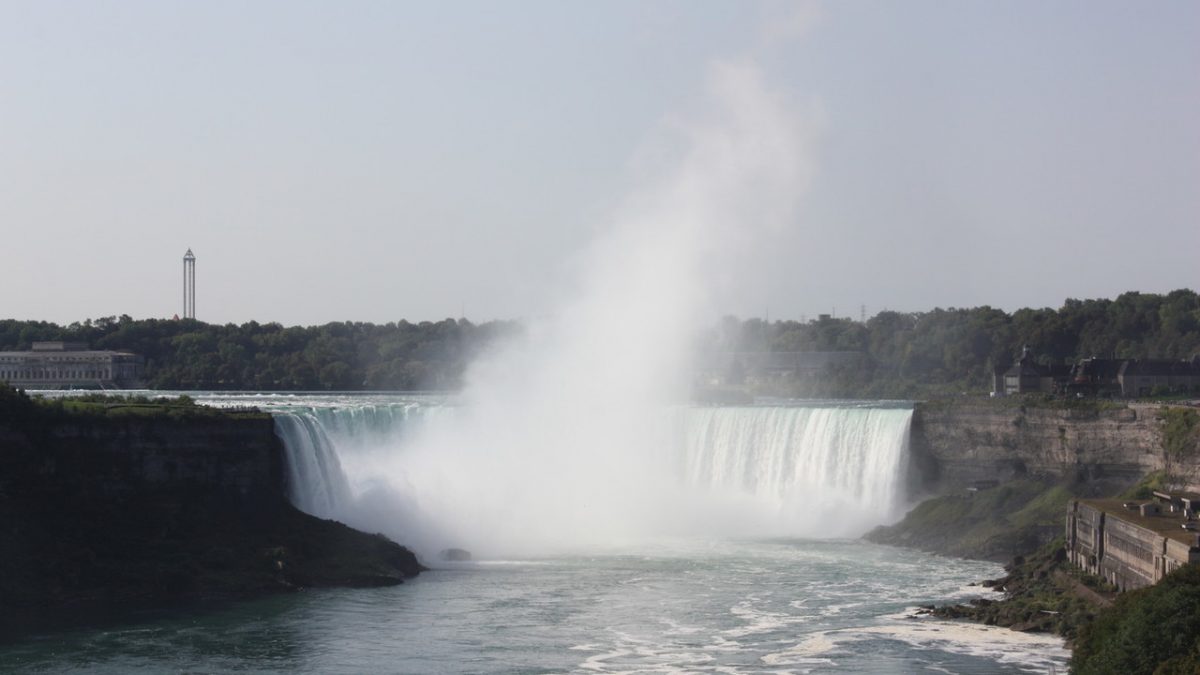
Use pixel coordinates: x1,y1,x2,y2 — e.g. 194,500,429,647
0,400,422,634
0,413,283,507
909,400,1170,495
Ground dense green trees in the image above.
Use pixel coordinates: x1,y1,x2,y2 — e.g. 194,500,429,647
0,317,518,391
1,289,1196,393
1071,564,1200,674
699,290,1200,398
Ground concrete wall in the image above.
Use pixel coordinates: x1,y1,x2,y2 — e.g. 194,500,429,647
1101,517,1159,590
1067,501,1104,576
1067,499,1200,591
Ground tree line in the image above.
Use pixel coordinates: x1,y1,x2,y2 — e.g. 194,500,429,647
1,289,1196,394
0,316,518,390
700,289,1200,398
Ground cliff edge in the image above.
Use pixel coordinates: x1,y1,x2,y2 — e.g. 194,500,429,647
0,388,422,634
909,398,1168,495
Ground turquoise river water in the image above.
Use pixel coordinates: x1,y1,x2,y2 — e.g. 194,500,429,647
1,393,1070,674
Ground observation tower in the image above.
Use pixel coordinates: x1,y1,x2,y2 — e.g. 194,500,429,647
183,248,196,319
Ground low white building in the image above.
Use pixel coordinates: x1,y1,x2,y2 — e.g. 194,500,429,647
0,341,143,389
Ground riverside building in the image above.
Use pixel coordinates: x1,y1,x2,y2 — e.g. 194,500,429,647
0,341,144,389
1066,493,1200,591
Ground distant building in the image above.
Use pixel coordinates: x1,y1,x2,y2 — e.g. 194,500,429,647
995,346,1071,395
1067,494,1200,591
1065,357,1126,397
1117,358,1200,397
0,341,144,389
995,350,1200,398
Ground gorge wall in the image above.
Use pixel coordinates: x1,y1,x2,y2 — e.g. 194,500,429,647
908,400,1171,495
0,409,420,630
0,414,283,508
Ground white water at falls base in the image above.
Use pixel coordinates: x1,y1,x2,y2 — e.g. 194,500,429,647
674,405,911,537
268,397,912,559
101,393,1068,674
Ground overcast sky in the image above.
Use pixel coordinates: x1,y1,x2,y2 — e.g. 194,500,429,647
2,1,1197,326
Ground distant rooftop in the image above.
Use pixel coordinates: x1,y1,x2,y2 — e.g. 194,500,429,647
1082,498,1200,546
31,341,89,352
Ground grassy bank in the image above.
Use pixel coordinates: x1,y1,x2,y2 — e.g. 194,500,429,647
865,478,1076,562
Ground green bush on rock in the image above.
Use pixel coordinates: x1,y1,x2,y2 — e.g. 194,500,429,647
1072,565,1200,675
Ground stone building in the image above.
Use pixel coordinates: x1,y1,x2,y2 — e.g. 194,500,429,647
999,351,1200,398
1117,358,1200,397
1065,358,1126,397
994,347,1071,396
1067,494,1200,591
0,341,144,389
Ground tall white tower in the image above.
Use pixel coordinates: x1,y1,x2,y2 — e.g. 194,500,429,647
183,248,196,319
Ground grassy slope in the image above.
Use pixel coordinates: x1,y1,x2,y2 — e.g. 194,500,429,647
865,478,1075,562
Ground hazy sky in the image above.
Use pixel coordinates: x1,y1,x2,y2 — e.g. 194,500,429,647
2,1,1197,326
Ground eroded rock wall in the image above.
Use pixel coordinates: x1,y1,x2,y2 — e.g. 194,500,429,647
0,413,421,626
910,401,1167,494
0,415,283,509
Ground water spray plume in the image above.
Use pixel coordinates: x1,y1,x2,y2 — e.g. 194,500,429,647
273,58,902,559
403,59,815,553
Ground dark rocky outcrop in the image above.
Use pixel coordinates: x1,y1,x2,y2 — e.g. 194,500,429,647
924,540,1113,642
0,395,422,636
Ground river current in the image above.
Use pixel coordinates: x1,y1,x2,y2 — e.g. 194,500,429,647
2,393,1070,673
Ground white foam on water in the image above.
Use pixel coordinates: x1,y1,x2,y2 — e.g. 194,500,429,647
825,616,1069,674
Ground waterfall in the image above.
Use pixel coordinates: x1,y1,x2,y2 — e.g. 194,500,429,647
271,402,452,519
671,405,912,530
272,413,352,516
266,398,912,551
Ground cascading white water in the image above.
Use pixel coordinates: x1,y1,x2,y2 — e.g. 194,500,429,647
670,405,912,535
271,401,450,517
267,398,913,557
272,413,351,517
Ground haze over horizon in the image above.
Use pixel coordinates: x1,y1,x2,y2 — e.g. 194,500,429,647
3,1,1197,326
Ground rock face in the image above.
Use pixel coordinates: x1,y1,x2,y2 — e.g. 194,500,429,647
0,411,422,632
909,401,1168,494
0,415,283,509
439,548,473,562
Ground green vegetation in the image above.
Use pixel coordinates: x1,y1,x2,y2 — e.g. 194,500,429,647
0,382,268,429
0,315,518,390
865,478,1078,561
880,472,1200,670
2,289,1196,392
1158,407,1200,490
916,394,1127,415
707,289,1200,398
1120,471,1171,500
930,538,1112,642
1072,565,1200,674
